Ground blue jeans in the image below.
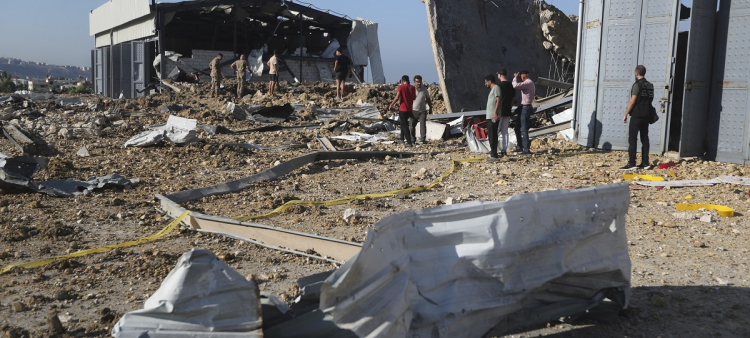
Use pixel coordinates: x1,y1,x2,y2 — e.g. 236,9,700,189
513,105,533,151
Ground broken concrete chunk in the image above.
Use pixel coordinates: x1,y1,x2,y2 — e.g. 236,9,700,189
112,249,263,337
343,208,360,224
124,115,199,147
320,183,631,337
2,123,37,155
77,146,91,157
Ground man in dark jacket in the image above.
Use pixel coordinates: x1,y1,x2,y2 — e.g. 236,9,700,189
621,65,655,170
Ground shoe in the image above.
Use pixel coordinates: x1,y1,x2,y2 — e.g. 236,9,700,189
405,143,413,147
637,164,652,170
513,147,523,153
488,156,498,162
419,139,427,144
500,151,507,157
519,151,532,156
620,163,637,170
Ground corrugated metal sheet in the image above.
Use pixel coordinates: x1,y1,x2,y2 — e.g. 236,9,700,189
89,0,152,36
94,14,155,48
320,183,632,338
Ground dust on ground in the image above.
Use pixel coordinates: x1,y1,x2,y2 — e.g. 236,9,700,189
0,80,748,337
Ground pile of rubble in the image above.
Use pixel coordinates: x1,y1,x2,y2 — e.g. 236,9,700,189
1,77,748,338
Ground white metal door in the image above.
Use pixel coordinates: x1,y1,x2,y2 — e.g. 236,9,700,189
94,48,104,95
575,0,604,147
709,0,750,164
638,0,680,153
131,41,147,97
679,0,718,157
595,0,643,150
576,0,680,152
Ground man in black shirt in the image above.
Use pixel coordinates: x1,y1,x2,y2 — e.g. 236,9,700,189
621,65,655,170
334,49,351,100
496,69,515,157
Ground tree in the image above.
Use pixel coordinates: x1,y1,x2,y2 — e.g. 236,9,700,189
0,71,16,93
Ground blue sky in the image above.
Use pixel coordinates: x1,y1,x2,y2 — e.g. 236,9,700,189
0,0,578,83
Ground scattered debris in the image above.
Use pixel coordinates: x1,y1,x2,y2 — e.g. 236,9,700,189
676,204,734,218
124,115,199,147
342,208,360,224
227,103,295,123
76,146,90,157
112,249,263,337
2,123,38,155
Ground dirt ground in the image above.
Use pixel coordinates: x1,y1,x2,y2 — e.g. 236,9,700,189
1,81,748,338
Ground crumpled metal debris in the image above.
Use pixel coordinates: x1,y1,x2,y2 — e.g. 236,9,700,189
320,183,632,338
38,174,140,197
0,152,48,192
1,152,138,197
124,115,200,147
112,249,263,338
227,102,294,123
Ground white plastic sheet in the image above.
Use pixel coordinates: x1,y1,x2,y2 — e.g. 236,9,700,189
320,183,632,338
112,249,262,338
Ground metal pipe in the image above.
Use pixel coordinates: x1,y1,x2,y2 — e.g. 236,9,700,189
158,10,166,81
571,0,585,143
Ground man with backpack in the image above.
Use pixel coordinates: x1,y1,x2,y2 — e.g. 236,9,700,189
621,65,655,170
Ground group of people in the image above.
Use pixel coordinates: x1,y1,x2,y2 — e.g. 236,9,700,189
388,75,434,146
482,65,654,168
208,48,352,101
484,69,536,159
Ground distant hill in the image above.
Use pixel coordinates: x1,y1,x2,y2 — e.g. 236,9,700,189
0,57,90,81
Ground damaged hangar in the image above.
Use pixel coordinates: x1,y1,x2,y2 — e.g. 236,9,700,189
89,0,384,99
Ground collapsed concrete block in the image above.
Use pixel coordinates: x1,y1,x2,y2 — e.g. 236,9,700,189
422,0,576,113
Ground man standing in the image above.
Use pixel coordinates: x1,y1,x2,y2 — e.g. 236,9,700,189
410,75,433,144
334,49,351,100
230,54,249,99
209,53,223,98
497,69,515,157
267,49,279,97
485,74,502,159
388,75,416,147
621,65,654,170
512,70,536,155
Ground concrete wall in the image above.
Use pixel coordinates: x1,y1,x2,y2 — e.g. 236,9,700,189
424,0,555,113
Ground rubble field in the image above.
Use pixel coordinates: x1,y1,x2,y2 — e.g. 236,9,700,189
1,81,748,337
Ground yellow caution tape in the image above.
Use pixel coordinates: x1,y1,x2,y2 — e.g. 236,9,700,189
675,204,734,218
0,211,191,274
235,158,485,222
623,174,665,182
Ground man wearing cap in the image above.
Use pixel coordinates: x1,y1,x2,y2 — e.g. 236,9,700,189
512,70,536,155
209,53,223,98
230,54,249,99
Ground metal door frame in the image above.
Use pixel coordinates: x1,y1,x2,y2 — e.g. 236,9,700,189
677,0,719,157
120,43,133,99
131,40,148,97
638,0,681,154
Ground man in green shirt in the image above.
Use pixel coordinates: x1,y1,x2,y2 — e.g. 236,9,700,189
484,74,501,159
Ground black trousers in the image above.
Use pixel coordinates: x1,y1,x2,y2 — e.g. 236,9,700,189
628,116,650,165
487,118,500,157
399,110,413,144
